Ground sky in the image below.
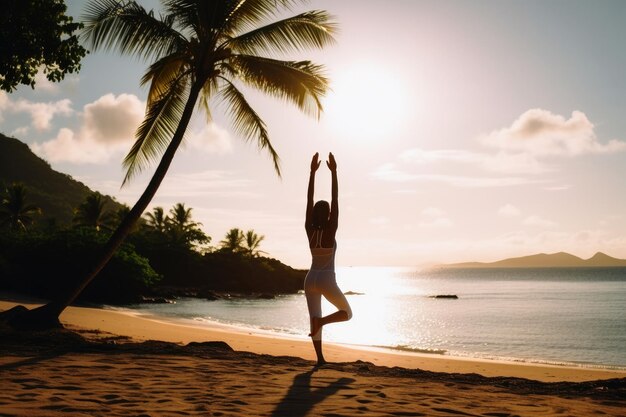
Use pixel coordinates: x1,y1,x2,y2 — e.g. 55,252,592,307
2,0,626,268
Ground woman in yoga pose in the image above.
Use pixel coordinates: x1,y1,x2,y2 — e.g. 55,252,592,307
304,152,352,366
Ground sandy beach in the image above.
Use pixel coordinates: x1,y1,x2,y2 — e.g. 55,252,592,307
2,298,625,416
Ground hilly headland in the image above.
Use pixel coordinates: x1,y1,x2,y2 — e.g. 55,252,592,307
442,251,626,268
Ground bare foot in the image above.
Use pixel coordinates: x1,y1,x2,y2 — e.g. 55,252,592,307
308,316,322,338
314,359,328,368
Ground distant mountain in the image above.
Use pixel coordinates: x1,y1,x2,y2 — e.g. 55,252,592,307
0,134,123,227
443,251,626,268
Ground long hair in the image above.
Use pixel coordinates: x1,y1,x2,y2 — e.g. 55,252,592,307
311,200,330,229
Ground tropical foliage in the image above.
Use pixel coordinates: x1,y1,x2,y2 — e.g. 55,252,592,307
0,0,86,92
0,187,303,304
0,183,41,231
244,229,266,257
220,228,245,252
73,192,115,231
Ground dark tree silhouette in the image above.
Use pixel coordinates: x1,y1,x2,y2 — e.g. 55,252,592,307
3,0,336,329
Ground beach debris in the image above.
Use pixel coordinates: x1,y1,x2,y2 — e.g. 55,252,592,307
344,291,365,296
429,295,459,299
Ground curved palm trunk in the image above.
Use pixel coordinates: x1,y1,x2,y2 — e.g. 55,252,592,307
11,83,204,329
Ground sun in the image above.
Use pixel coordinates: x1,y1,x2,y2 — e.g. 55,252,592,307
323,64,410,142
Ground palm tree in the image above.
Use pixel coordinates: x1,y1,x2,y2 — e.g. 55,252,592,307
243,229,265,257
144,206,168,232
220,227,244,253
73,192,114,231
168,203,198,231
9,0,335,328
0,183,41,232
167,202,209,247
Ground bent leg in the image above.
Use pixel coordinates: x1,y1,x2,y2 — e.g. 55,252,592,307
323,277,352,321
318,274,353,328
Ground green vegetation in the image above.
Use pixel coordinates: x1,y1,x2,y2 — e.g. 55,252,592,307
0,183,41,232
0,134,123,227
0,0,87,92
0,153,305,305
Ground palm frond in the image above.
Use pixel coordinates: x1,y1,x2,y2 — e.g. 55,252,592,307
226,11,337,56
225,0,302,34
197,75,220,122
218,79,281,176
140,52,189,104
82,0,186,62
225,55,328,117
123,74,190,185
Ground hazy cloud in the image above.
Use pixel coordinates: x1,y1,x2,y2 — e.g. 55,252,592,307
369,216,390,226
372,164,537,188
419,207,453,228
498,204,521,218
399,147,550,175
481,109,626,156
523,215,557,228
185,123,233,154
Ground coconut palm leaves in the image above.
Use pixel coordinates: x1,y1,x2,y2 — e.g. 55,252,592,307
0,183,41,231
73,192,115,231
82,0,336,184
244,229,265,257
143,203,209,248
219,227,265,257
220,227,244,252
144,206,168,232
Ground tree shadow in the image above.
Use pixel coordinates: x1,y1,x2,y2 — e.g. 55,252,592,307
271,367,355,417
0,350,69,371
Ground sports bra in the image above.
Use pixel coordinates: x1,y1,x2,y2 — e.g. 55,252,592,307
309,229,336,271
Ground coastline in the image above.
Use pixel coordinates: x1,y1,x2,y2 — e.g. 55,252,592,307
2,298,625,383
3,298,626,416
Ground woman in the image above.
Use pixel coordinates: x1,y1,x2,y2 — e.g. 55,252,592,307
304,152,352,366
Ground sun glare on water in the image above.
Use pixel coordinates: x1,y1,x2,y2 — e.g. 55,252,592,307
324,65,411,143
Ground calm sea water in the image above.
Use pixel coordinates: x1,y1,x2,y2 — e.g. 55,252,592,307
122,267,626,369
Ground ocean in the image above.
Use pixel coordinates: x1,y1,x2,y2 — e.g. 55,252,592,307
121,266,626,370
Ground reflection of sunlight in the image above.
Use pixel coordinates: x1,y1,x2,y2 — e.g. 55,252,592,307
324,65,410,142
336,266,412,296
320,267,415,347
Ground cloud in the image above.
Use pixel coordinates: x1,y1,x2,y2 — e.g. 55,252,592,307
523,215,557,228
498,204,521,218
81,94,145,144
372,164,538,188
373,108,624,189
369,216,390,226
419,207,453,228
481,109,626,156
399,147,550,175
12,98,73,131
184,123,232,154
33,70,61,93
86,170,257,202
31,93,144,164
30,93,234,165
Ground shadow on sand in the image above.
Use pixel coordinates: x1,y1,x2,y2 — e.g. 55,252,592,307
271,366,355,417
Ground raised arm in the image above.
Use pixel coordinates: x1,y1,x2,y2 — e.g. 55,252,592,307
305,153,321,230
327,152,338,228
